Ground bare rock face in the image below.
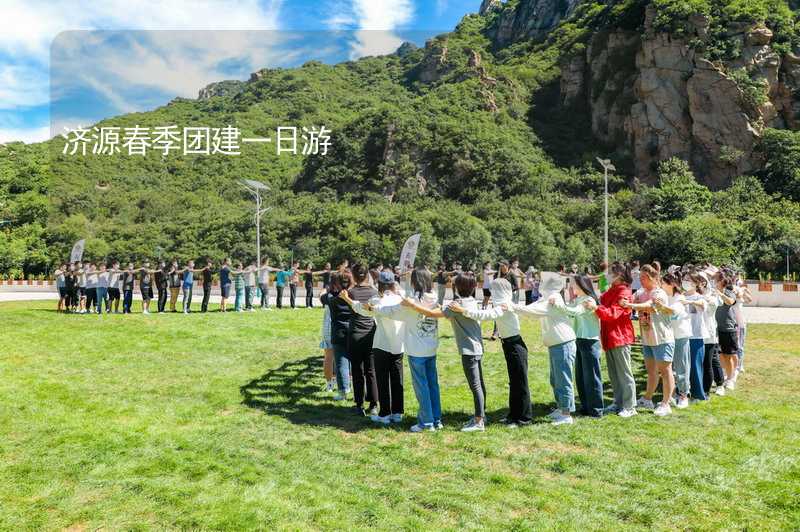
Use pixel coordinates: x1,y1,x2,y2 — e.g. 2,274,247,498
557,16,799,187
198,80,245,99
479,0,502,16
490,0,581,45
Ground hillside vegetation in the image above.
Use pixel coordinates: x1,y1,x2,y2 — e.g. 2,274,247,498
1,0,800,276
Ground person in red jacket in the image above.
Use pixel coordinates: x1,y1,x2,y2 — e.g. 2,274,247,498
593,261,638,417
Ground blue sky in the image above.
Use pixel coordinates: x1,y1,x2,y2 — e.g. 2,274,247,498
0,0,479,144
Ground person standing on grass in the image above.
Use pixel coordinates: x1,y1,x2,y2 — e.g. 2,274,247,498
701,271,725,396
481,262,496,309
65,264,77,313
155,261,168,313
257,259,274,310
138,261,154,314
320,262,332,292
244,261,257,311
683,272,709,402
435,264,448,306
337,264,379,416
321,271,353,401
415,272,488,432
302,263,316,308
341,270,406,425
524,266,537,305
594,261,637,418
122,262,135,314
509,273,578,426
289,261,301,309
168,260,181,312
275,265,291,309
200,260,214,313
232,262,245,312
661,272,692,409
75,262,87,314
107,261,122,313
319,287,337,393
55,264,67,312
454,277,533,428
565,275,605,418
180,260,201,314
621,265,676,417
715,271,739,392
95,263,110,314
85,263,97,313
733,274,752,374
371,267,442,433
219,258,232,312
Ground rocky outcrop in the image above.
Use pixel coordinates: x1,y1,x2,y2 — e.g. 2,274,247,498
488,0,581,45
554,8,800,186
197,80,245,100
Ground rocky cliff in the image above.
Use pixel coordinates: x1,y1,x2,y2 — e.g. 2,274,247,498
487,0,800,187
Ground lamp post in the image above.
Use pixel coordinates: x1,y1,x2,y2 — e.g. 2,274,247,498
596,158,616,269
240,179,270,269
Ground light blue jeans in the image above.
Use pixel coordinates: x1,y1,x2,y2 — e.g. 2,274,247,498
672,337,691,396
408,355,442,428
737,327,747,370
332,343,351,394
548,340,576,412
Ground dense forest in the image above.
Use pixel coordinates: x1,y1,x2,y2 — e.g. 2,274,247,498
1,0,800,279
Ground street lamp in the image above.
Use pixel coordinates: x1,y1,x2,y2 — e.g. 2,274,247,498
240,179,270,269
596,157,616,269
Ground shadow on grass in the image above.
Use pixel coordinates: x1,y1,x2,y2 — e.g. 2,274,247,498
240,356,562,432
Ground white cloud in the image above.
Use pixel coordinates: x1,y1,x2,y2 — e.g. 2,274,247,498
0,0,284,143
0,125,53,144
324,0,414,59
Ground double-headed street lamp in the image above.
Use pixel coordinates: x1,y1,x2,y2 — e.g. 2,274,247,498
240,179,270,269
596,157,616,269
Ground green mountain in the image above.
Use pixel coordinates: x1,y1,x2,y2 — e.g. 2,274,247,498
2,0,800,277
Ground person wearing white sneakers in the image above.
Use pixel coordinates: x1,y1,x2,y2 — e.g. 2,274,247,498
621,265,675,417
341,270,406,426
714,271,739,392
510,272,578,426
421,272,487,432
367,267,442,433
320,271,354,402
594,262,638,418
662,272,692,409
733,275,752,375
699,271,725,397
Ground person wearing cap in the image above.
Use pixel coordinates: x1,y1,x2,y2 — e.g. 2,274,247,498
507,272,578,425
340,269,406,425
453,277,533,428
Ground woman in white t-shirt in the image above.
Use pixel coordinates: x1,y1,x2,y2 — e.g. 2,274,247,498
733,275,752,374
662,272,692,408
368,267,442,433
481,262,496,309
622,265,675,416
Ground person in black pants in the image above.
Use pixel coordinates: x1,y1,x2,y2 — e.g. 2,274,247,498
122,263,135,313
201,260,214,312
343,263,379,416
302,262,315,308
289,261,300,309
155,261,168,313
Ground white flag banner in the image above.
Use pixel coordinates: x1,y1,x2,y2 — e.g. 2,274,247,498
399,233,421,273
70,239,85,263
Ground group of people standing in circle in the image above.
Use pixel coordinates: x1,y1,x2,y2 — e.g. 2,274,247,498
317,259,752,433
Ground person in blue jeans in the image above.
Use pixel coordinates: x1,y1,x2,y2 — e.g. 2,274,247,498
368,268,442,432
683,272,709,401
321,271,353,401
180,260,201,314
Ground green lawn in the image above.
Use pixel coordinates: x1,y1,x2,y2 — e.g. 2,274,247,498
1,300,798,530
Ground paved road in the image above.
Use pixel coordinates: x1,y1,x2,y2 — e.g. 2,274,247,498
2,292,800,324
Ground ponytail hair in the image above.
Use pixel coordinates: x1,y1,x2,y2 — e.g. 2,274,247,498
610,261,633,285
662,272,682,294
573,274,599,304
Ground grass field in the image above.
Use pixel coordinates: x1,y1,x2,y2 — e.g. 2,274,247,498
1,300,799,530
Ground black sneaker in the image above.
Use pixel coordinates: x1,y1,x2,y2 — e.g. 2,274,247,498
353,406,366,416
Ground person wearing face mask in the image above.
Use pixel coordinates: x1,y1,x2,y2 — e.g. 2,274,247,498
661,272,692,408
508,273,578,426
593,262,637,418
622,265,676,416
455,277,533,428
682,272,709,402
